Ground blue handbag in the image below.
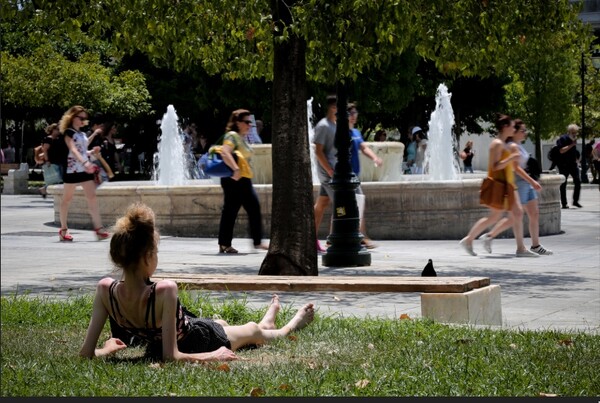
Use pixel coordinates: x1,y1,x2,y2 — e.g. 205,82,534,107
203,151,233,177
200,133,241,178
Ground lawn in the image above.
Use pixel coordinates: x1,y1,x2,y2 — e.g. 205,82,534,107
1,292,599,397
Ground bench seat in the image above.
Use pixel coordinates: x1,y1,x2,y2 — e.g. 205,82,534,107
150,274,502,326
150,274,490,293
1,163,20,176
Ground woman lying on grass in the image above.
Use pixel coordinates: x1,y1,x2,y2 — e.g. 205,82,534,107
80,202,315,362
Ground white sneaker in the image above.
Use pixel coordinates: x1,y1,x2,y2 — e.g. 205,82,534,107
530,245,553,255
516,249,539,257
479,233,493,254
459,237,477,256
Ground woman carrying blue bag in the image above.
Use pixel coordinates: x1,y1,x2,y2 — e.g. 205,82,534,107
216,109,269,254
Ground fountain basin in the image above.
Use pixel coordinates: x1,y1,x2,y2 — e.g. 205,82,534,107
47,174,563,240
249,142,404,184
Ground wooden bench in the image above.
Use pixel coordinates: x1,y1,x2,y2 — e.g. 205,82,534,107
150,274,502,326
1,163,20,176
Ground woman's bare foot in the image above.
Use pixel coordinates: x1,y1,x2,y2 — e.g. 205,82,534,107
284,303,315,332
258,294,280,330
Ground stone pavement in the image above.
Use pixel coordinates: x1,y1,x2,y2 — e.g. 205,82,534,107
1,184,599,334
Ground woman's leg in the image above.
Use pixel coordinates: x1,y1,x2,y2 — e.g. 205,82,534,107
239,178,263,246
523,199,540,248
463,209,504,244
460,208,504,255
218,178,243,246
217,295,280,330
222,302,314,351
509,192,527,252
480,182,530,253
80,180,103,229
60,183,77,229
257,295,281,330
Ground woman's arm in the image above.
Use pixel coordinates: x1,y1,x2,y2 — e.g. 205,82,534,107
159,281,238,363
219,143,241,180
80,279,126,358
41,143,51,165
514,163,542,190
507,143,541,190
490,140,518,171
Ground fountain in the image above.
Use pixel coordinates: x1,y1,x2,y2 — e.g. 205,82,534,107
423,84,461,181
48,89,563,240
153,105,188,186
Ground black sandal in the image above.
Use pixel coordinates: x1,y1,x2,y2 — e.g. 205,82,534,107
219,245,238,254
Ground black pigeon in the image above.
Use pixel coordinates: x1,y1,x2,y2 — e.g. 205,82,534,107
421,259,437,277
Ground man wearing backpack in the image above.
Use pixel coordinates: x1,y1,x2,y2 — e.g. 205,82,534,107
556,123,582,209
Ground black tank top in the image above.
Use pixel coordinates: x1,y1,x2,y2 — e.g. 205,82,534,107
108,280,191,343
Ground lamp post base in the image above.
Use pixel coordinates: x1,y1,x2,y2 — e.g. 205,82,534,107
322,246,372,267
321,179,372,267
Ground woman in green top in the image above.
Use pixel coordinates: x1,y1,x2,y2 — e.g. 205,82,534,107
217,109,269,254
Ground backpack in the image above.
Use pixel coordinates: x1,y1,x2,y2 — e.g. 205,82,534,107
525,155,541,181
547,145,560,163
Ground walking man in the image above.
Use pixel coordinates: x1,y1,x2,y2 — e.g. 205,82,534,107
556,124,582,209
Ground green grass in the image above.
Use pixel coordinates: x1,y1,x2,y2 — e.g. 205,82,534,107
1,292,599,397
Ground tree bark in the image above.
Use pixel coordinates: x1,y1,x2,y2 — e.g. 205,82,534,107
258,0,318,276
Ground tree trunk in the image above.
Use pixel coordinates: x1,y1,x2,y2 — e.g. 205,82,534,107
258,0,318,276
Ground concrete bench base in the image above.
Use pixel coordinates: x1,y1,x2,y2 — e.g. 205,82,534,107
421,284,502,326
2,163,29,194
150,274,502,326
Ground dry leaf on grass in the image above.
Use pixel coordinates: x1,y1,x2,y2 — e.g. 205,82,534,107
250,387,265,397
399,314,411,320
558,338,573,346
367,343,375,349
539,392,558,397
355,379,370,389
216,363,230,372
287,335,298,341
278,384,292,391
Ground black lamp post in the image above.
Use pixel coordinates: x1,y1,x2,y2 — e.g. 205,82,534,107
321,82,371,267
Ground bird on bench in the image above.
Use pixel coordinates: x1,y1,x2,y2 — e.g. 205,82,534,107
421,259,437,277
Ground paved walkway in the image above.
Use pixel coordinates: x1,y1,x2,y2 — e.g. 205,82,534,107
1,184,599,333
